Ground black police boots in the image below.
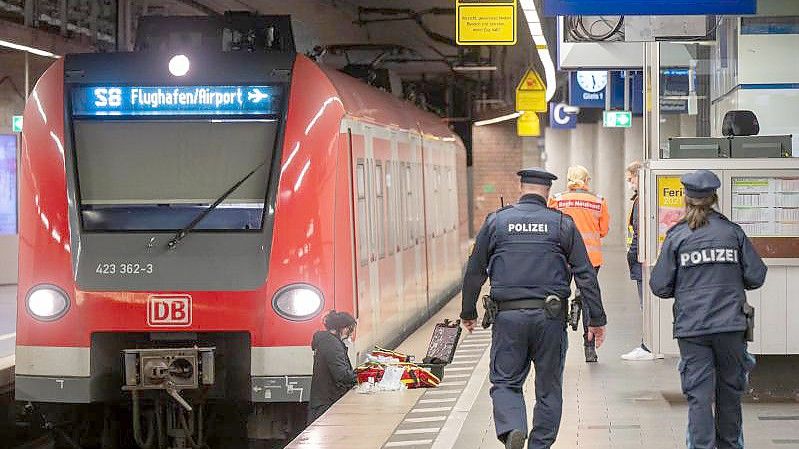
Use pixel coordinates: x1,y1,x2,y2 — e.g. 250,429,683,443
584,346,598,363
504,430,527,449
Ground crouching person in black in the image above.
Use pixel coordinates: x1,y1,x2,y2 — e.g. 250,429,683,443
307,311,358,424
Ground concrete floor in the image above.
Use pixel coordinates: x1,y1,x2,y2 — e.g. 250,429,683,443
278,247,799,449
449,248,799,449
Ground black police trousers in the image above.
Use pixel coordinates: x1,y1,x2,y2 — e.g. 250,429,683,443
677,331,755,449
490,308,567,449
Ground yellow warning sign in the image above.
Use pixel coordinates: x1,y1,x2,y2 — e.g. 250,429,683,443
456,0,517,46
516,69,547,112
517,111,540,137
518,70,545,91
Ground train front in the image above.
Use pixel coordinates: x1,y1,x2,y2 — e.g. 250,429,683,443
15,15,347,446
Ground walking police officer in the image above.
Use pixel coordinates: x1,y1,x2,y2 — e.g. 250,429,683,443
651,170,766,449
460,168,607,449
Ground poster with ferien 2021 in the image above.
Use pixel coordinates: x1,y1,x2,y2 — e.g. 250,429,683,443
657,176,685,249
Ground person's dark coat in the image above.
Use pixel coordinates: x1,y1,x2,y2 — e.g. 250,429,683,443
308,330,357,424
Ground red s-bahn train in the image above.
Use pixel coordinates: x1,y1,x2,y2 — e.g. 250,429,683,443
15,14,468,447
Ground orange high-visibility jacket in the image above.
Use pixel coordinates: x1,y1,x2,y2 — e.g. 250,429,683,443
548,189,610,267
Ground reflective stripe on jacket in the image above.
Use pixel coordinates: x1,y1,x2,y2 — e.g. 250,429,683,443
549,189,610,267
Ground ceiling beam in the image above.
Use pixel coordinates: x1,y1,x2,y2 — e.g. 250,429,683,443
174,0,221,16
0,19,94,55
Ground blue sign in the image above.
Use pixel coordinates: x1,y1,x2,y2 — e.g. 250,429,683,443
544,0,756,16
569,71,643,114
549,103,577,129
71,85,283,117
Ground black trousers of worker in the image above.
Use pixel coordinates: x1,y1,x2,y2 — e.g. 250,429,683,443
490,308,568,449
582,265,600,348
677,331,755,449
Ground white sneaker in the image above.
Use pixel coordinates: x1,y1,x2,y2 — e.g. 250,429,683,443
621,347,656,361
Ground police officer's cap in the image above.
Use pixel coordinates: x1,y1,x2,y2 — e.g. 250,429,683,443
517,167,557,186
681,170,721,198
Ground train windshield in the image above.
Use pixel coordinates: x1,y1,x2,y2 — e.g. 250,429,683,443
70,85,284,232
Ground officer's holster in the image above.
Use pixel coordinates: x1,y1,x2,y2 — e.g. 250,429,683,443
481,295,498,329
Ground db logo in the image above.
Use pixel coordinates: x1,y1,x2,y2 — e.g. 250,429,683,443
147,295,192,327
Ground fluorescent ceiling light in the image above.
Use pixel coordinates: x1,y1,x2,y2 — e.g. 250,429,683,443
474,112,523,126
453,65,498,72
0,39,60,58
520,3,556,102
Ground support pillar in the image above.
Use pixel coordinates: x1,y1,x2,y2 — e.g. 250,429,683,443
569,123,596,175
544,127,570,195
595,128,625,246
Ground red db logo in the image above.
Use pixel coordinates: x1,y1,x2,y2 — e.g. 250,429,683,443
147,295,192,327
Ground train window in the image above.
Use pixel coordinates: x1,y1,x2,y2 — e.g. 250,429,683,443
405,163,413,247
400,162,409,250
73,120,276,232
385,162,395,256
356,161,368,266
375,163,386,259
367,160,376,261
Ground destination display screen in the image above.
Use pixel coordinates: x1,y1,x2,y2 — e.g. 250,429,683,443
71,85,283,117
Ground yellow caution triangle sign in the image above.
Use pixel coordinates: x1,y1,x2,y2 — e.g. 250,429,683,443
517,69,545,92
516,68,547,112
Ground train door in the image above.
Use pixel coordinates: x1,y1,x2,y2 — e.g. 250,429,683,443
349,122,379,352
371,127,399,342
389,131,407,333
409,133,428,314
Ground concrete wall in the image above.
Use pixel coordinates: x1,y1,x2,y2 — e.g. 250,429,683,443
544,119,643,248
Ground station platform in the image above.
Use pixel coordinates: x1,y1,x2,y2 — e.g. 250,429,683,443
0,285,15,389
287,248,799,449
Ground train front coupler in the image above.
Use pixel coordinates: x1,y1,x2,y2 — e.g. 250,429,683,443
122,347,215,449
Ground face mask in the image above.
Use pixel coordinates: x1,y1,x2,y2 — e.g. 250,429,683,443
627,181,637,192
343,337,354,349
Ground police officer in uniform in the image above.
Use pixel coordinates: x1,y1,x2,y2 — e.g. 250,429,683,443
650,170,766,449
461,168,607,449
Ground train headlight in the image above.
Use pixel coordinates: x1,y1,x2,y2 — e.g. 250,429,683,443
26,285,70,321
272,284,324,321
169,54,190,77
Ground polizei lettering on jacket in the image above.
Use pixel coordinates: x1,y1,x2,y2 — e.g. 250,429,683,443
679,248,739,267
508,222,549,234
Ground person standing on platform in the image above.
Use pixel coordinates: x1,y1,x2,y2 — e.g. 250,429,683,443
650,170,766,449
548,165,609,363
621,160,657,361
307,311,358,425
460,168,607,449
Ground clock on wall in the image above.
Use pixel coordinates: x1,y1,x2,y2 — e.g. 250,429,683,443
576,70,608,93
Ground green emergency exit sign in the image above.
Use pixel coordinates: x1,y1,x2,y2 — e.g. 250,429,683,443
12,115,23,133
603,110,632,128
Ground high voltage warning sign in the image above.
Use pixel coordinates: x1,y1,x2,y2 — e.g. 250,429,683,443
456,0,517,46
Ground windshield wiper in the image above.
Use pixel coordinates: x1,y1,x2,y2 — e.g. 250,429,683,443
167,160,268,249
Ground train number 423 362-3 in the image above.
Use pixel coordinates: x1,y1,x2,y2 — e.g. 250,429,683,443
96,262,154,275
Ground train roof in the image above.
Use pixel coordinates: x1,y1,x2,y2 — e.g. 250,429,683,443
319,63,457,141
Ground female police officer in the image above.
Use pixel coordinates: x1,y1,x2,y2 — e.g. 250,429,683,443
650,170,766,449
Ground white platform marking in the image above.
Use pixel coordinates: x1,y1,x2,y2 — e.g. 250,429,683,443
410,407,453,414
394,428,441,435
405,416,447,423
385,439,433,447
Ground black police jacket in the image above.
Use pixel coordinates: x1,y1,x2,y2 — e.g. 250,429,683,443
650,212,767,338
309,331,357,411
461,194,606,326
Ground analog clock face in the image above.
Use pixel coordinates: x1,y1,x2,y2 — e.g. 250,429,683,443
576,71,608,93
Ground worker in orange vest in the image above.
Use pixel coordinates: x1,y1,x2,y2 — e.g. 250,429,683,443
549,165,610,363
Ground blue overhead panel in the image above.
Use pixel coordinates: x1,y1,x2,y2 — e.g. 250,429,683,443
543,0,756,16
